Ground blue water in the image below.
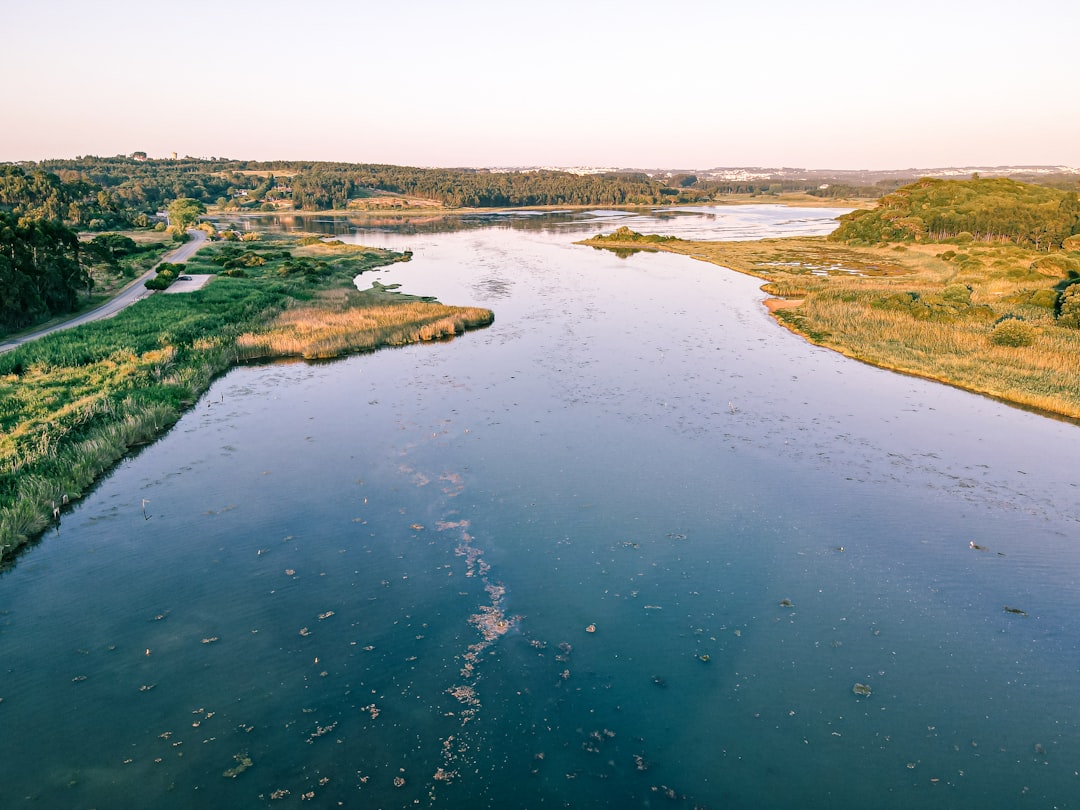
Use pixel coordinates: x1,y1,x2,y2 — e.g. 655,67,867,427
2,206,1079,808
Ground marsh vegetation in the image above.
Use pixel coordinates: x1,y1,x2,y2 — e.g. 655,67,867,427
583,179,1080,420
0,232,492,560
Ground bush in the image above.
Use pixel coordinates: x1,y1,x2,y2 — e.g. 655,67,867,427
1030,254,1080,277
990,318,1036,347
1058,284,1080,328
942,284,972,306
1029,289,1058,308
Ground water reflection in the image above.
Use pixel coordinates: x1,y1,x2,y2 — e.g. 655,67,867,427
216,203,851,243
3,206,1079,809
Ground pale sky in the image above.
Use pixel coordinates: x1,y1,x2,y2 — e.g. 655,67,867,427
3,0,1077,170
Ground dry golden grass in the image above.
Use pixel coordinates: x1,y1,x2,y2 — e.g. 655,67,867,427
582,234,1080,419
236,300,494,361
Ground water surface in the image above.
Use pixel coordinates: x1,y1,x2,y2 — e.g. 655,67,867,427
2,206,1078,809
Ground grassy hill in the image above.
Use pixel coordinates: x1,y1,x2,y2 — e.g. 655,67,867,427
832,177,1080,251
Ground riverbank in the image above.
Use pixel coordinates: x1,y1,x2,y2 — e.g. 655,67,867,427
0,238,493,562
581,232,1080,421
211,193,878,220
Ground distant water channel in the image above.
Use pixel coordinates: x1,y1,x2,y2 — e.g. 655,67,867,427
3,206,1080,808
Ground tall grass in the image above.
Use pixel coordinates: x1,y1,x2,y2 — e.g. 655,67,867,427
236,301,494,361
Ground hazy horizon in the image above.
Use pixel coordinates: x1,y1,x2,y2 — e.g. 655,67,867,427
4,0,1077,171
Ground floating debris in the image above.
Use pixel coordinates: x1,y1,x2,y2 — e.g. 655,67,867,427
201,637,219,644
299,627,311,636
306,721,338,743
585,624,597,634
393,776,406,788
139,684,156,692
317,611,335,620
969,541,989,552
779,598,794,608
852,683,872,697
410,524,424,531
1003,606,1028,616
71,675,88,683
699,655,711,663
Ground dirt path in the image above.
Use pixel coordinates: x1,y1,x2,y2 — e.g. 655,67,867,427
0,229,208,353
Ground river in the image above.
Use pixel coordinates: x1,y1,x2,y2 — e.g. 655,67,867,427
2,206,1078,808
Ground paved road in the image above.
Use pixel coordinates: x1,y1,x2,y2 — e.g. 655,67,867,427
0,229,208,354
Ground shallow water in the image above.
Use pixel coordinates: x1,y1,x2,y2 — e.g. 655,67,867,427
2,207,1079,808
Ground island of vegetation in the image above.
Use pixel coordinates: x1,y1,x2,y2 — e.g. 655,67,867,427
0,169,493,562
583,177,1080,420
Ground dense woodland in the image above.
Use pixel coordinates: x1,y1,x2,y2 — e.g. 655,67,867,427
832,177,1080,250
23,156,915,213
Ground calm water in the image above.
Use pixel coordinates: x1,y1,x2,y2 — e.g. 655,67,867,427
3,207,1079,809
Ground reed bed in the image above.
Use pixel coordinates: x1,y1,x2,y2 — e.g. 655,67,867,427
236,301,494,361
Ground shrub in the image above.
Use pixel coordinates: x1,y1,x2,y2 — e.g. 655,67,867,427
1029,289,1058,308
1058,285,1080,328
942,284,972,305
1030,254,1080,277
990,318,1036,347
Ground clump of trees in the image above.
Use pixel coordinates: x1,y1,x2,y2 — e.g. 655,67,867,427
0,210,87,330
144,262,185,290
832,178,1080,251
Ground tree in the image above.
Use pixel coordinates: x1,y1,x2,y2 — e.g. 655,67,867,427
167,197,206,233
0,211,87,330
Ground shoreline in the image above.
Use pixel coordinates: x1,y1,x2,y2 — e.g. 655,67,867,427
580,235,1080,423
211,194,876,220
0,245,494,564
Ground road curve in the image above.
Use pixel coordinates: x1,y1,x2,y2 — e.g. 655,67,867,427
0,229,208,354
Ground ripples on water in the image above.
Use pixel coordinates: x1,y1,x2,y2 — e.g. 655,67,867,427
2,207,1079,808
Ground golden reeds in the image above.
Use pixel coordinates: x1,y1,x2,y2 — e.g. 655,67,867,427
236,302,494,361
